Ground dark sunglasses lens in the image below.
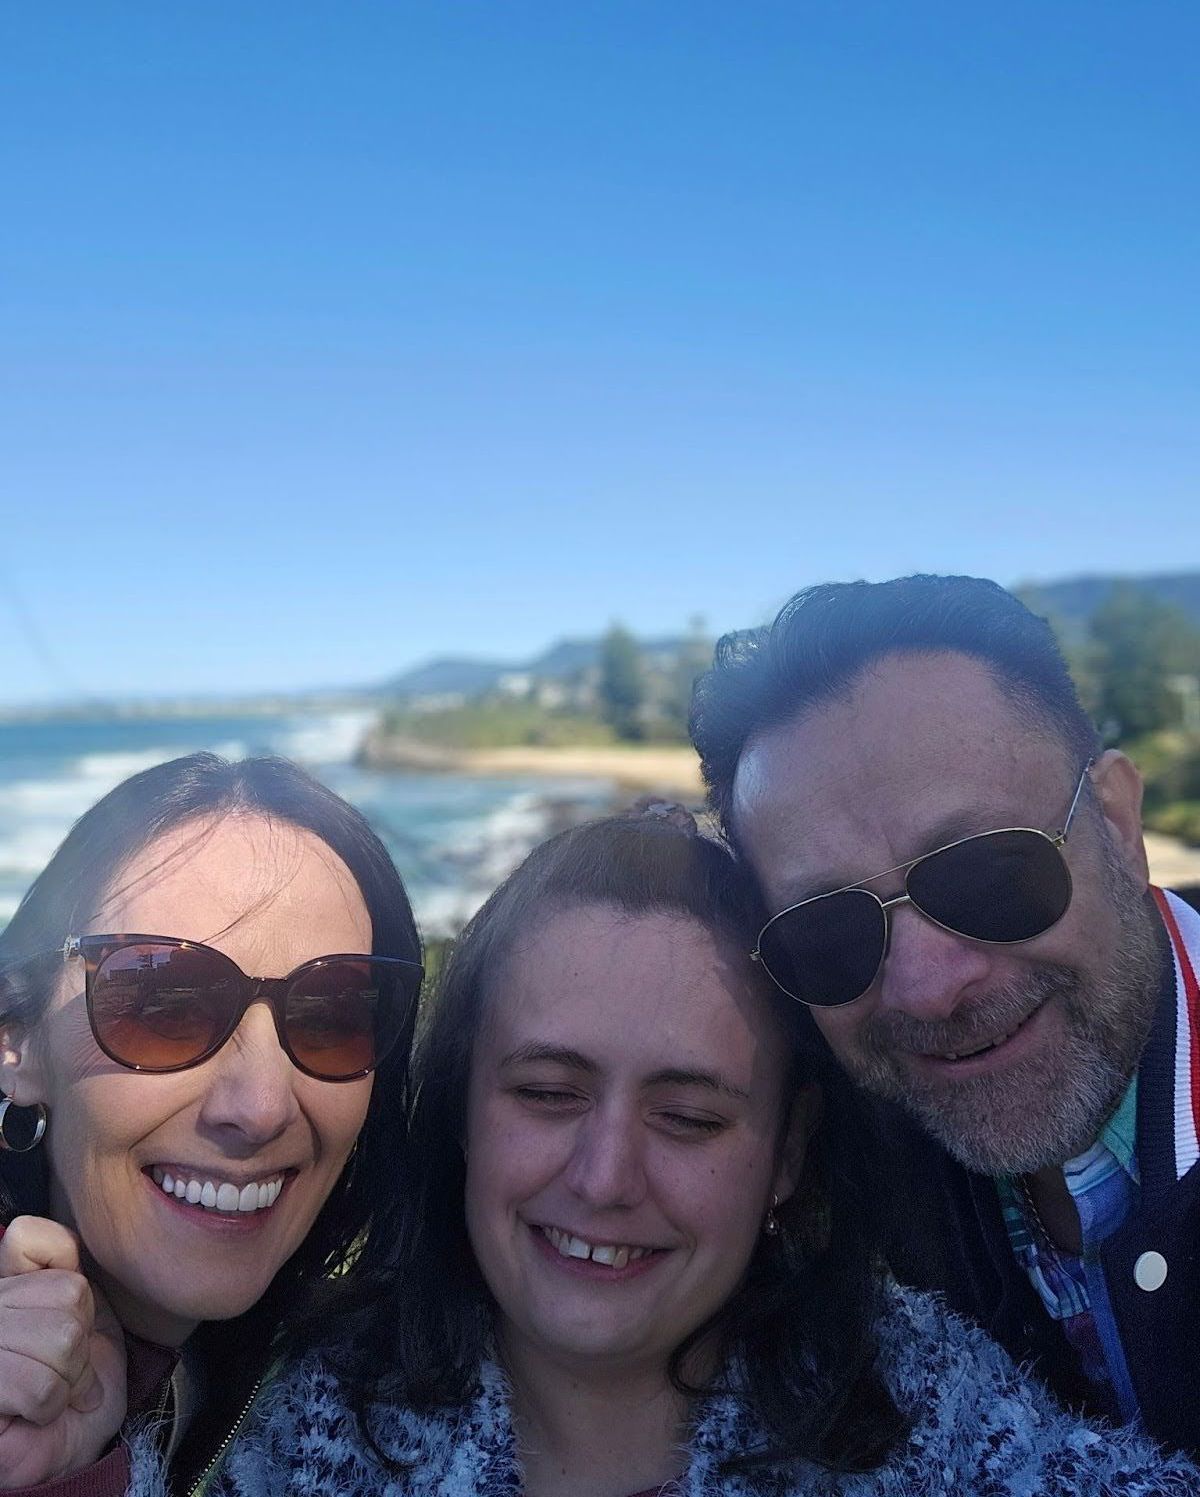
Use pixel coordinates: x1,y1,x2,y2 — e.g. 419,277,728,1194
91,944,237,1069
758,890,887,1007
907,829,1071,942
283,959,417,1080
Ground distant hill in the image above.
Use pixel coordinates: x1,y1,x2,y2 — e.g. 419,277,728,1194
1019,572,1200,642
380,635,691,699
379,573,1200,701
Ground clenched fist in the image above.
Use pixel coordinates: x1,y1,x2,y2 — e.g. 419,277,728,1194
0,1216,128,1489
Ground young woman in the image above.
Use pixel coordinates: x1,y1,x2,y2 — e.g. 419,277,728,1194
227,809,1200,1496
0,752,423,1495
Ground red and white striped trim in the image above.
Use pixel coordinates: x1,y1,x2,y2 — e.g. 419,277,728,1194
1152,887,1200,1181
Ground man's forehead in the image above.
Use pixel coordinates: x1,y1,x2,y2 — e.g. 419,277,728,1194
730,659,1072,902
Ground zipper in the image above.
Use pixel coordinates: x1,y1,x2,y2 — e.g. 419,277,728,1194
186,1366,273,1497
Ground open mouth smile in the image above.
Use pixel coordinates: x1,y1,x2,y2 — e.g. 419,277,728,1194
537,1225,663,1272
923,996,1049,1065
148,1165,285,1214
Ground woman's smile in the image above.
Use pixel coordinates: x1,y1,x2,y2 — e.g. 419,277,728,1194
530,1222,668,1278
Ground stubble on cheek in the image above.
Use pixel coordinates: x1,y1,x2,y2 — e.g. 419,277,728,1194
842,958,1151,1176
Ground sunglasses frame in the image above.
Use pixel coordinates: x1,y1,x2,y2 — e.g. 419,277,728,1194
752,761,1094,1009
63,932,423,1082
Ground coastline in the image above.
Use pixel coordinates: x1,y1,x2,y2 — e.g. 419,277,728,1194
361,732,705,799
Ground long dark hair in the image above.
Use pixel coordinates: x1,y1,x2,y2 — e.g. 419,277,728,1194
328,812,907,1475
0,752,422,1354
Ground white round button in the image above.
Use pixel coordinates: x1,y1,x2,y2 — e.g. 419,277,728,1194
1133,1251,1168,1292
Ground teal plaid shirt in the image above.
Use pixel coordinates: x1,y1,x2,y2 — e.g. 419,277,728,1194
997,1079,1141,1420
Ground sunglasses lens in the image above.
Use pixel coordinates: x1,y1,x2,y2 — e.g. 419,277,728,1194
758,890,887,1007
283,959,416,1080
90,943,237,1069
907,829,1071,942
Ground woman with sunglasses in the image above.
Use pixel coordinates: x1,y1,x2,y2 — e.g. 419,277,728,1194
224,808,1197,1497
0,752,422,1494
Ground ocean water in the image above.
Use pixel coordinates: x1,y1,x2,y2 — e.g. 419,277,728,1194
0,710,614,938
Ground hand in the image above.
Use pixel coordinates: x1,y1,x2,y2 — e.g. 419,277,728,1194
0,1216,128,1489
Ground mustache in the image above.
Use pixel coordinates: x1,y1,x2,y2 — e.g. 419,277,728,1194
859,964,1081,1058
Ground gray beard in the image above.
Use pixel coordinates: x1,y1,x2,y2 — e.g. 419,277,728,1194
847,882,1162,1176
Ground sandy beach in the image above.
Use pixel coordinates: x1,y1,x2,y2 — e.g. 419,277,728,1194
460,743,706,797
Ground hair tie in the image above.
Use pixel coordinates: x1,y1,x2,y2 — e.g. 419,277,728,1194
628,796,700,836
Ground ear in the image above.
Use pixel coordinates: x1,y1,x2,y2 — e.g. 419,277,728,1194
771,1082,821,1207
0,1017,47,1109
1089,750,1149,889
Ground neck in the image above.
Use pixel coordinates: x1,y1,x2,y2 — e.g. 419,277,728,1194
500,1332,693,1497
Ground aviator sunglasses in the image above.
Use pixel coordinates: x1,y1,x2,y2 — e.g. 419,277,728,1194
58,934,422,1081
752,762,1093,1009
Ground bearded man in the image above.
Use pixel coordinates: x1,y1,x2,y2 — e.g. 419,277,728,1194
690,574,1199,1456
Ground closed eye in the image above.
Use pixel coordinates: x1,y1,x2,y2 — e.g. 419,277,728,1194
512,1085,587,1111
654,1110,726,1137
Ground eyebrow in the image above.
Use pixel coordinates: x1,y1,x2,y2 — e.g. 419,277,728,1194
498,1045,750,1101
499,1041,599,1073
643,1066,750,1102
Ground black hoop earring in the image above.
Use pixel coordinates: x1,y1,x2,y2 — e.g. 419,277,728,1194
0,1098,48,1153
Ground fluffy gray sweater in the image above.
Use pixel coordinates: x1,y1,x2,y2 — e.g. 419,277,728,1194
132,1284,1199,1496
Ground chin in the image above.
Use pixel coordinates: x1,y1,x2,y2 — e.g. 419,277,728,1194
145,1274,275,1328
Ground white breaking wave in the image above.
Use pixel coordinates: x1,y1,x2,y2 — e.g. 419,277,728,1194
414,784,607,937
271,712,378,766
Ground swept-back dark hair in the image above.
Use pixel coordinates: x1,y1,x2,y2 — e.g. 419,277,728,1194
690,574,1099,839
0,751,422,1355
328,812,907,1475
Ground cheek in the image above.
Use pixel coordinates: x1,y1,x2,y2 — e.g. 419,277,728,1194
300,1075,373,1163
466,1101,547,1216
659,1138,775,1246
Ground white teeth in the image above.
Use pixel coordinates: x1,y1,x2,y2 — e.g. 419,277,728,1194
153,1170,283,1214
945,1024,1023,1063
543,1227,650,1267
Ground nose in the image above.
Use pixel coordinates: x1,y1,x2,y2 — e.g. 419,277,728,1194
197,1001,300,1145
562,1103,648,1211
875,900,995,1023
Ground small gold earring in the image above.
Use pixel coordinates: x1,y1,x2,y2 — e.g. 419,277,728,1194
763,1192,781,1237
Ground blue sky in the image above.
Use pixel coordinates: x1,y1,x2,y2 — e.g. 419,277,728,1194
2,3,1197,704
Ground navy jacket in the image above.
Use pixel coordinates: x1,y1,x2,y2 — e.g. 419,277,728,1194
879,910,1200,1458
